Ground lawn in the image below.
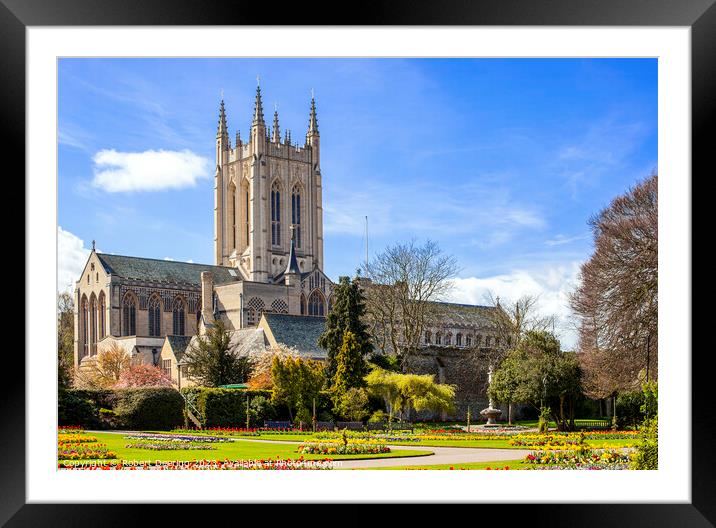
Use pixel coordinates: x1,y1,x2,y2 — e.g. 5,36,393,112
60,432,433,465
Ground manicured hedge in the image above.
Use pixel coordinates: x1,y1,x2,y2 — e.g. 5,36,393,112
181,387,276,428
114,388,184,431
59,388,183,430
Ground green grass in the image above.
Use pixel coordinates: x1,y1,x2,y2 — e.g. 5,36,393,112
359,459,530,470
60,432,433,465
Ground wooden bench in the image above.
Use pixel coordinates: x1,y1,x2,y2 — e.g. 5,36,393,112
263,420,293,430
315,421,334,432
335,421,364,431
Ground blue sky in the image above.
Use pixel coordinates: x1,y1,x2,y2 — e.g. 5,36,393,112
58,58,657,348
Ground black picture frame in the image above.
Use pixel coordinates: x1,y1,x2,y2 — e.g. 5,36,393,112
4,0,709,524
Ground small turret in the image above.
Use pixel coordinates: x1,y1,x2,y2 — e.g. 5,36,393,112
217,99,228,140
252,85,265,128
306,94,320,164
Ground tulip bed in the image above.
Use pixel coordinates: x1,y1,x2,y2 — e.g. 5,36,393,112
524,449,631,469
298,442,391,455
58,428,117,461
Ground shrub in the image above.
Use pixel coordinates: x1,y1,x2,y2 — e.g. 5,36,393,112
334,387,369,422
616,391,645,429
114,388,184,430
181,387,275,428
631,416,658,470
368,410,389,423
58,389,99,428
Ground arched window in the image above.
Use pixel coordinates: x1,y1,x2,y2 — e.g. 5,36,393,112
475,335,482,347
172,297,186,335
300,293,307,315
291,185,302,248
465,335,472,347
229,183,237,249
435,332,442,345
98,292,106,339
424,331,432,345
122,293,136,336
89,294,97,356
244,186,250,248
308,290,325,316
148,295,162,337
271,181,281,246
444,332,452,346
80,295,89,357
485,336,492,347
456,333,462,347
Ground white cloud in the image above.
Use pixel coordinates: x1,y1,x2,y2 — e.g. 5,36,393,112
91,149,210,193
58,226,91,293
545,233,590,247
446,261,582,350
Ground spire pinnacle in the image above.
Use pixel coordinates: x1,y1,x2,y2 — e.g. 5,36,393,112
252,84,265,127
308,94,319,135
284,226,301,276
217,99,228,138
272,108,280,143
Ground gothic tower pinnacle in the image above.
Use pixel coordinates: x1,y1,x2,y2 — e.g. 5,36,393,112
272,107,281,143
252,85,265,127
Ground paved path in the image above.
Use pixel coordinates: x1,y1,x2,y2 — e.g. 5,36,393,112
93,431,530,469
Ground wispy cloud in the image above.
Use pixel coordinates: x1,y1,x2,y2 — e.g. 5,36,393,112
545,233,591,247
91,149,210,193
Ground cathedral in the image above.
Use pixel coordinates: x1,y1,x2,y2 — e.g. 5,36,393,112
72,83,507,418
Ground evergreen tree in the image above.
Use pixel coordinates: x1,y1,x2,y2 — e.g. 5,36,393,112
318,276,372,383
184,320,253,387
331,331,368,414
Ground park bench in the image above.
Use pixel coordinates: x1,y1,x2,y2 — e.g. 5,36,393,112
335,421,364,431
315,421,334,432
576,419,612,430
263,420,293,430
366,422,386,431
387,422,414,432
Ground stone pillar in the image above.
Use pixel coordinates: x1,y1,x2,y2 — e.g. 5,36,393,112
200,272,214,322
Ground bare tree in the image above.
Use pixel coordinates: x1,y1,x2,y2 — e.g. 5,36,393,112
362,239,459,369
484,292,556,355
57,291,74,388
570,173,658,396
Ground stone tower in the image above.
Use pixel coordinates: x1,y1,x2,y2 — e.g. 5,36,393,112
214,84,324,283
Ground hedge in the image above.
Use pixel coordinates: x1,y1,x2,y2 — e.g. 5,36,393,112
58,388,184,431
181,387,277,428
114,388,184,431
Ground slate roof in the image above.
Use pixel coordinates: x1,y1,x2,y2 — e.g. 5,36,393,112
262,313,327,359
96,253,239,286
430,301,499,328
165,335,194,363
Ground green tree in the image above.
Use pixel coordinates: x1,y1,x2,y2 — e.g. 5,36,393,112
270,355,325,423
334,387,370,422
318,276,372,382
57,292,74,388
365,367,455,423
491,331,583,431
488,353,522,425
332,331,366,399
184,320,253,387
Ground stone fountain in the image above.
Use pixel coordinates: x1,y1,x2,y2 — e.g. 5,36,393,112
480,365,502,427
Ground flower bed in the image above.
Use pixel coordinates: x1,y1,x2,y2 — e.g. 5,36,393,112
297,442,390,455
172,427,261,437
58,443,117,460
524,449,630,469
58,426,85,434
58,434,99,444
124,442,217,451
124,433,234,443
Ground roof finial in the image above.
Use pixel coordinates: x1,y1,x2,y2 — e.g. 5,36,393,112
284,225,301,276
272,105,281,143
92,240,96,251
252,81,265,127
217,98,228,138
256,74,260,87
308,93,318,135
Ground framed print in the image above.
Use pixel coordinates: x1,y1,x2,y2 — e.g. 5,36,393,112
4,0,711,524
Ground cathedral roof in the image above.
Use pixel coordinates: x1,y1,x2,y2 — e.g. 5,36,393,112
96,253,240,287
261,313,327,360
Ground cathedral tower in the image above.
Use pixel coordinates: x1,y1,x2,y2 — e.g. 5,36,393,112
214,84,325,283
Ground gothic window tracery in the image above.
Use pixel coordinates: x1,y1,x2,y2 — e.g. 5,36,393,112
291,184,302,248
148,295,162,337
246,297,265,326
81,295,89,357
271,181,281,246
444,332,452,346
122,293,137,336
456,333,462,347
98,291,106,339
270,299,289,314
308,290,325,316
172,296,186,335
425,331,432,345
89,294,97,356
